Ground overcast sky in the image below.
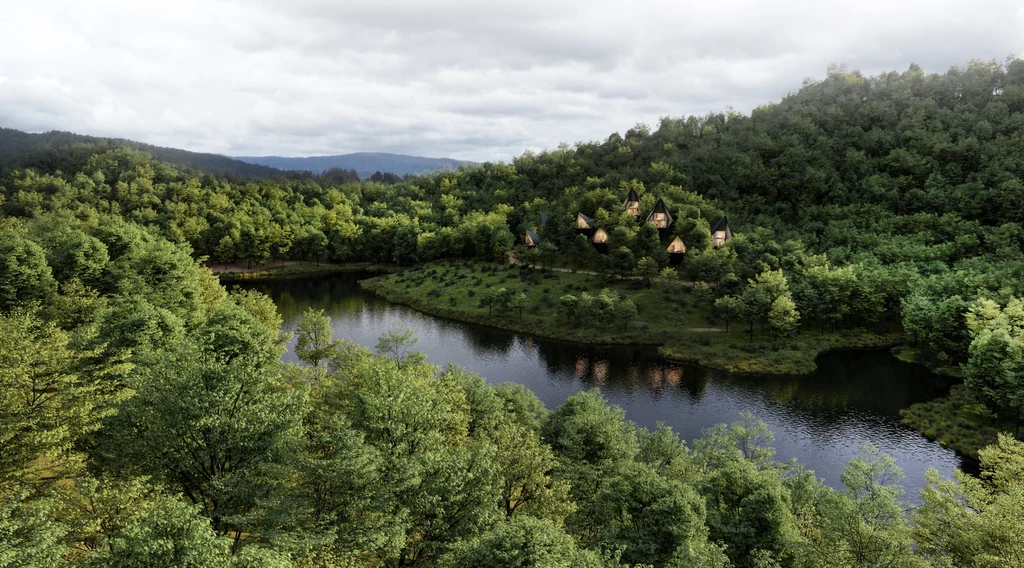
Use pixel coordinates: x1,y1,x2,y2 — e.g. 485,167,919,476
1,0,1022,162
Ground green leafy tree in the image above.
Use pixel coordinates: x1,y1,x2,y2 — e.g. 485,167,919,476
613,297,638,331
802,445,920,568
98,335,305,536
0,234,57,312
963,298,1024,431
0,491,67,568
635,256,659,288
714,295,743,333
768,295,800,341
557,294,581,325
441,515,602,568
913,434,1024,568
509,291,528,321
294,307,336,368
692,281,715,314
0,310,127,487
375,327,424,369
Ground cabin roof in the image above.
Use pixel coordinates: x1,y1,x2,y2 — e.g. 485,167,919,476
645,198,674,226
525,229,540,244
710,216,729,233
577,212,595,226
667,235,686,253
623,189,640,204
540,212,550,225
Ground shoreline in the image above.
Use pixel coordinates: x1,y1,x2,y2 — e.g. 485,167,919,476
359,268,904,376
214,261,401,281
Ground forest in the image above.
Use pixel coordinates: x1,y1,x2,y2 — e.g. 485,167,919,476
3,58,1024,566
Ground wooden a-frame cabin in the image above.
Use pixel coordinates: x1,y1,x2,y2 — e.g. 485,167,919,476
525,229,540,248
623,189,640,216
575,212,596,234
591,227,609,254
710,216,732,248
666,235,686,265
646,198,673,233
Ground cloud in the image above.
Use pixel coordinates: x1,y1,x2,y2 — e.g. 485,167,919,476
1,0,1021,162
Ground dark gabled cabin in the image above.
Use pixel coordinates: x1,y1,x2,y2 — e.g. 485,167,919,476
591,227,609,254
646,198,673,231
710,216,732,248
540,212,550,225
623,189,640,216
525,229,540,248
575,212,596,234
666,235,686,265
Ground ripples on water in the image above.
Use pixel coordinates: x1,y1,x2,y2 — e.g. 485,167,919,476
240,273,964,498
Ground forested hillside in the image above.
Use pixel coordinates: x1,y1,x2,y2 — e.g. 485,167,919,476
4,57,1024,566
0,128,284,178
235,151,472,179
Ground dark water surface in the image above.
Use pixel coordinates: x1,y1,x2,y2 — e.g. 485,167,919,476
238,272,963,497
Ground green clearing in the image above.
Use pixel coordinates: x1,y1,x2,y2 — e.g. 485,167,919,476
361,260,902,375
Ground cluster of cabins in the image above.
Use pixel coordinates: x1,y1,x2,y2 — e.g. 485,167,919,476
525,190,732,265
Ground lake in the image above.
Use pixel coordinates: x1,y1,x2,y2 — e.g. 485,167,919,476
237,272,964,498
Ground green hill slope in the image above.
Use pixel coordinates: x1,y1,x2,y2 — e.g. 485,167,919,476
0,128,283,178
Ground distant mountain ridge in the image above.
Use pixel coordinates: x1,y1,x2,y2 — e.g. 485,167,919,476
234,152,473,179
0,128,283,178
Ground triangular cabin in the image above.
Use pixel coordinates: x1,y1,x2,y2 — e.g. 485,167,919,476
540,212,550,225
666,236,686,265
575,212,596,234
623,189,641,216
646,198,673,235
525,229,540,248
591,227,609,254
710,216,732,248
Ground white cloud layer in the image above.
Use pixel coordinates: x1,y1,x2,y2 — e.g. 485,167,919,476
1,0,1022,162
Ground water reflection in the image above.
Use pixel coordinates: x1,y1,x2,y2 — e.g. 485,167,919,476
239,273,964,497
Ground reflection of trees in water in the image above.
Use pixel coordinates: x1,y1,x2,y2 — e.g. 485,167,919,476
243,275,957,440
535,341,710,400
240,274,375,328
461,326,518,359
711,350,958,420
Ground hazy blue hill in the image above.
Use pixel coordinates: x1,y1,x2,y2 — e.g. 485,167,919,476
0,127,283,178
234,152,473,178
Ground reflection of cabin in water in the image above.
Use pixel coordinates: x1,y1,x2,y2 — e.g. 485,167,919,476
711,216,732,247
646,198,673,232
575,212,596,234
623,189,640,216
525,229,540,248
666,236,686,265
591,227,609,254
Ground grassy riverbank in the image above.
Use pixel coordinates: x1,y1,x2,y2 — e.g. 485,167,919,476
215,261,400,281
900,385,1012,458
360,260,903,375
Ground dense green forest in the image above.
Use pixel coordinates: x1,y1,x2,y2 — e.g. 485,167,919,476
4,58,1024,565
